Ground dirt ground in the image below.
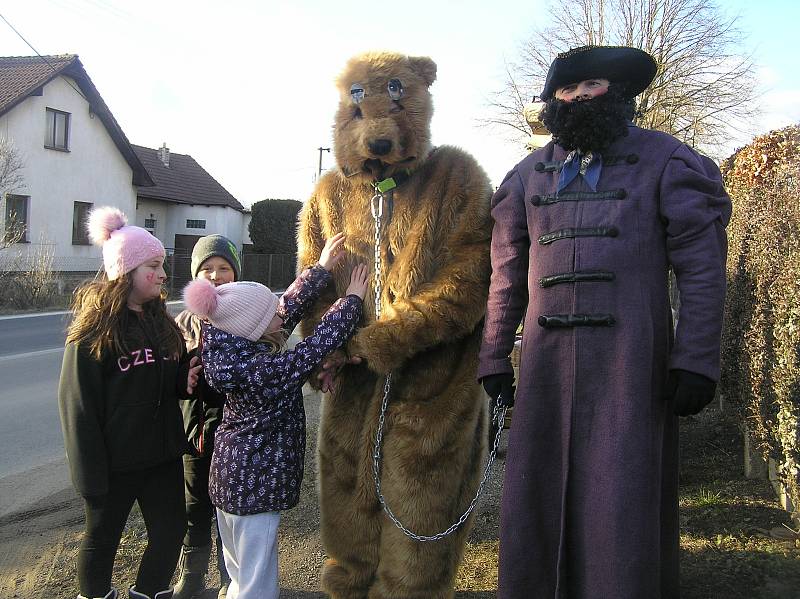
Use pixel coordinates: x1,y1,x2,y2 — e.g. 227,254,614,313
1,395,799,598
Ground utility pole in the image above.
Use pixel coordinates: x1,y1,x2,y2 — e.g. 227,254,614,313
318,147,331,177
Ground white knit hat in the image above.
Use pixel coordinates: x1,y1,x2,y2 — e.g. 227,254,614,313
183,278,279,341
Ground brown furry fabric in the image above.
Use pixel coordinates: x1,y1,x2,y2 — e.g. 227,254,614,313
297,52,493,598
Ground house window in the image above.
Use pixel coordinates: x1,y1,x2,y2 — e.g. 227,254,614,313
4,194,29,243
144,218,157,236
45,108,70,150
186,219,206,229
72,201,93,245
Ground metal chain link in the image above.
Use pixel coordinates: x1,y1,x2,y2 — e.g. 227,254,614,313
370,188,508,542
370,192,384,320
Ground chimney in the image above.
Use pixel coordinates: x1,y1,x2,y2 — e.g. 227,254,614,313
158,142,170,167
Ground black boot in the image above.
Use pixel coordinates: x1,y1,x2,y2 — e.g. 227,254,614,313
215,533,231,599
172,544,211,599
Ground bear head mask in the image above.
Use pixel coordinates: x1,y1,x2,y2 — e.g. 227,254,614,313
333,51,437,182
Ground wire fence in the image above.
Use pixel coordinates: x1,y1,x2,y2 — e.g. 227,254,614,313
163,251,297,296
165,251,297,297
164,250,192,298
241,253,296,291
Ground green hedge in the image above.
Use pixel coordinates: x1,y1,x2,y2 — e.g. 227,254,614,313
248,199,303,254
721,124,800,508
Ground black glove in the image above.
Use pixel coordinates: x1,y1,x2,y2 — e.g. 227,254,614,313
482,373,516,408
665,369,717,416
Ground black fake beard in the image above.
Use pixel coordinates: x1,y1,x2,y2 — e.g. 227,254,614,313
540,88,634,154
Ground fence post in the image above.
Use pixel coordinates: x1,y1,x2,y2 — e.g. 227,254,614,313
743,423,768,479
169,253,176,297
268,254,274,288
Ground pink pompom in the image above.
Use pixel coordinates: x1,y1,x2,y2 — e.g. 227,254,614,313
184,279,218,319
87,206,127,245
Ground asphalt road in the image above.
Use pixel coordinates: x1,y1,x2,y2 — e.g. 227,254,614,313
0,303,184,517
0,311,70,357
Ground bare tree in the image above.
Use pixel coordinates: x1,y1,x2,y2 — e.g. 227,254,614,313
0,139,26,304
0,139,24,196
0,138,25,248
0,231,57,309
484,0,758,154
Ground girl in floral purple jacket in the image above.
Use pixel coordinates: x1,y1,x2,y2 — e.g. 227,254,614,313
183,234,367,599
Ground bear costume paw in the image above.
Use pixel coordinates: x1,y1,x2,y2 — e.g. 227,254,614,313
349,318,420,375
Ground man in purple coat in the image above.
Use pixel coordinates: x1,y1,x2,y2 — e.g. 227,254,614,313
478,46,731,598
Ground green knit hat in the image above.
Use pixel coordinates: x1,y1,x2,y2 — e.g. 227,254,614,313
191,235,241,280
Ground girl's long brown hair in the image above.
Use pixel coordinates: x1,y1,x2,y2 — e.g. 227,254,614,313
66,271,184,360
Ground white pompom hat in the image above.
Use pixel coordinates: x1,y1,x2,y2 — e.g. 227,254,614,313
183,278,280,342
87,206,165,280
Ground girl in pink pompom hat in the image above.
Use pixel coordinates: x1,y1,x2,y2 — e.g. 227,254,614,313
87,206,167,282
58,206,203,599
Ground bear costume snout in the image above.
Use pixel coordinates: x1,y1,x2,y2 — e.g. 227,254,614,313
368,138,392,156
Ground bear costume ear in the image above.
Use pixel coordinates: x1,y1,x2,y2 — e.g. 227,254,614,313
409,56,437,87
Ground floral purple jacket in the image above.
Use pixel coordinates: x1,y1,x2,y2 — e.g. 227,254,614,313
201,265,362,515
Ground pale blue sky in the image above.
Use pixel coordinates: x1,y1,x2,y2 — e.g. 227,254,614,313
1,0,796,206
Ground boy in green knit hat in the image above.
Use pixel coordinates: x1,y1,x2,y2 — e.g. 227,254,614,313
173,234,241,599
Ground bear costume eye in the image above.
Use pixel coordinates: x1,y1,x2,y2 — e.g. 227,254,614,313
387,78,404,101
350,83,365,104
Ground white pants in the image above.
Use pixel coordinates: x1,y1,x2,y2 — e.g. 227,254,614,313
216,508,280,599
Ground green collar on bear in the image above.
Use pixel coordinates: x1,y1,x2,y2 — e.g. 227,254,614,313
374,168,413,194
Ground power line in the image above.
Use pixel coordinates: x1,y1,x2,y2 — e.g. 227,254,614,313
0,10,89,103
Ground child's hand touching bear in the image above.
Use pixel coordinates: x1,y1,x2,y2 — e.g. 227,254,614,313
319,233,346,272
346,264,369,300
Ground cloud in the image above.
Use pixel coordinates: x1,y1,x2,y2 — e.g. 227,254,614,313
760,89,800,131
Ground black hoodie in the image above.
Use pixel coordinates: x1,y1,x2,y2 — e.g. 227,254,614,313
58,309,190,496
174,309,224,456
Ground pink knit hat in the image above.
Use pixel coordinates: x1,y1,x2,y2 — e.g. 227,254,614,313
87,206,165,280
183,278,280,342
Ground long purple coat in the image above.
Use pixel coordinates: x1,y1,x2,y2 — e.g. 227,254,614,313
478,125,731,599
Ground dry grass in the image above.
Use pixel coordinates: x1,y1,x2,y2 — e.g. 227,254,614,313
449,406,800,599
13,403,800,599
455,540,499,591
677,408,800,599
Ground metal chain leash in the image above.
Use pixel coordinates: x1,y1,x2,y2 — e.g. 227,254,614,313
371,191,384,321
369,187,509,542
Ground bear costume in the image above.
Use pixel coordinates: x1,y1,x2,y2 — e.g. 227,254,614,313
297,51,493,598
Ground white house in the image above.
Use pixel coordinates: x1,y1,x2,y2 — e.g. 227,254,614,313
132,142,249,254
0,54,249,281
523,100,552,152
0,54,152,273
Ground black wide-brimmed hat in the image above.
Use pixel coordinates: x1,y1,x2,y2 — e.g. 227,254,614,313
539,45,657,100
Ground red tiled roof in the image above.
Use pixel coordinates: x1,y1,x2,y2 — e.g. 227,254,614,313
0,54,75,114
132,145,244,211
0,54,152,186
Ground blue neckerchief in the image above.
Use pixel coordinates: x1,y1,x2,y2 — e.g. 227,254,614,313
557,150,602,193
